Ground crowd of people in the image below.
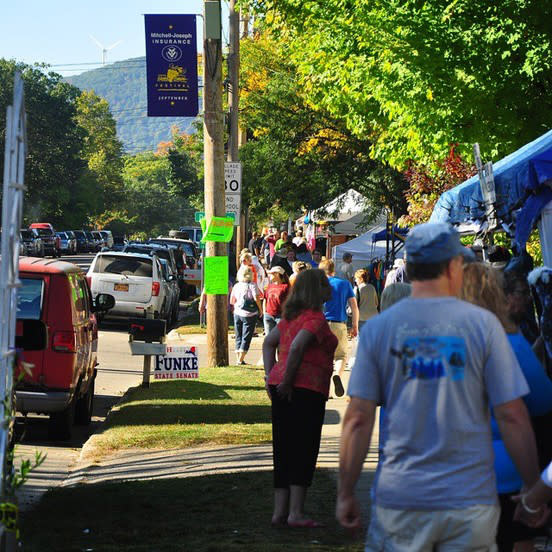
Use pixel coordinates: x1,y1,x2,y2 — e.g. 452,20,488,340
255,221,552,551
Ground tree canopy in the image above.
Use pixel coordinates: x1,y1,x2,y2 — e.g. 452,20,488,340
247,0,552,169
0,59,85,225
239,32,407,226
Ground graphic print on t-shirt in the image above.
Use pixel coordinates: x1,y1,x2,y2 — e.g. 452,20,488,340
391,336,466,381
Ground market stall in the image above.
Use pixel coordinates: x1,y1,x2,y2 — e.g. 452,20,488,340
430,129,552,261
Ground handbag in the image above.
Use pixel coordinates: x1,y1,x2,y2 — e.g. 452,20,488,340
241,284,259,313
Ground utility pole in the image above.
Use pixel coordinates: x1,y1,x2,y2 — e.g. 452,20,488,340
204,1,229,366
228,0,244,267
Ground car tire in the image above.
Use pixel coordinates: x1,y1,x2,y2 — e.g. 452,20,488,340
75,378,94,426
48,399,75,440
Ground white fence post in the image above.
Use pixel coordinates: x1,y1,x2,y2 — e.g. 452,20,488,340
0,71,27,547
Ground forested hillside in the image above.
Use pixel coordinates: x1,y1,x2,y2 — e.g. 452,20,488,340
66,57,199,153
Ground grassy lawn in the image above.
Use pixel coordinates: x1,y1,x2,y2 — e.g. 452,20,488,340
87,365,272,458
21,470,365,551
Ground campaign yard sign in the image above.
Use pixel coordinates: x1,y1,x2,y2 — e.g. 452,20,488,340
155,345,199,379
144,14,199,117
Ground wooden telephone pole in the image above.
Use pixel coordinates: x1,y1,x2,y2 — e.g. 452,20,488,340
204,0,229,366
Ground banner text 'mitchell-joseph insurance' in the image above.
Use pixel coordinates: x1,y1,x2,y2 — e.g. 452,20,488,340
144,14,199,117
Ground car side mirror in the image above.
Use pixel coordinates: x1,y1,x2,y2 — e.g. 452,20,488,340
94,293,115,312
16,319,48,351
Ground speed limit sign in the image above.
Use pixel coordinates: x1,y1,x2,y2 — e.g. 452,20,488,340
224,162,242,225
224,162,241,193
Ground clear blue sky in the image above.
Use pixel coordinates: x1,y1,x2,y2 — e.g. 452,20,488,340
0,0,230,76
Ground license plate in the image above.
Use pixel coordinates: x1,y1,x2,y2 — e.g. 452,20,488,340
114,283,129,292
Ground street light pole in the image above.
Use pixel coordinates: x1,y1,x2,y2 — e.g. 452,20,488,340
204,0,229,366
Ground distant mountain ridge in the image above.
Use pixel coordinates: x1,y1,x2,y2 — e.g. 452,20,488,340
66,56,199,154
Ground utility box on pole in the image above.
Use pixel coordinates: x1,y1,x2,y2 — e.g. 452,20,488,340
203,0,229,366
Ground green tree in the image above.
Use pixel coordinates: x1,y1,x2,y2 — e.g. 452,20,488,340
248,1,552,169
122,152,195,236
239,33,407,225
74,90,124,215
0,59,85,225
157,125,203,207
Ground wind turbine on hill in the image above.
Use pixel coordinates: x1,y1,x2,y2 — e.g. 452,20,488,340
89,35,123,65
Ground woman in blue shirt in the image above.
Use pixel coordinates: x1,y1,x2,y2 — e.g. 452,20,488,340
462,263,552,552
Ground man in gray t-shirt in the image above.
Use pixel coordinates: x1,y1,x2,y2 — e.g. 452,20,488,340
336,222,541,551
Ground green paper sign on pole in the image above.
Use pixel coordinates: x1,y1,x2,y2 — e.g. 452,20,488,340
201,216,234,243
204,256,229,295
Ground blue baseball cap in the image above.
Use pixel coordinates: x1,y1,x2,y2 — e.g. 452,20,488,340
405,222,472,264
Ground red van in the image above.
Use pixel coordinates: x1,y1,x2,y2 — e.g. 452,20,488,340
16,258,114,440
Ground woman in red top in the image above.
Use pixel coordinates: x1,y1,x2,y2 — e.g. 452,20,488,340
263,269,338,528
263,266,290,336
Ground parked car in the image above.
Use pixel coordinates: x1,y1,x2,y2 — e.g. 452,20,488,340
159,258,180,324
29,223,59,257
149,237,200,298
91,230,105,250
87,252,170,320
85,231,98,252
56,232,72,255
20,228,44,256
73,230,90,252
16,258,114,440
178,226,203,244
99,230,114,249
62,230,78,254
149,237,199,268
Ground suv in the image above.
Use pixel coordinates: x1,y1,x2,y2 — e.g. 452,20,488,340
123,244,180,322
20,228,44,257
29,223,59,257
149,237,200,298
16,258,114,439
87,252,169,320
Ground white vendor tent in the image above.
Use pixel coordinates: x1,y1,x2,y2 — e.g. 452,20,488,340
297,189,369,232
332,218,388,270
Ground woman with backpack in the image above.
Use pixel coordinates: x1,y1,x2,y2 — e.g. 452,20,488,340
230,266,262,365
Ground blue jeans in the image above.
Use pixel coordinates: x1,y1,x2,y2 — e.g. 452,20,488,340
263,313,280,336
234,314,257,352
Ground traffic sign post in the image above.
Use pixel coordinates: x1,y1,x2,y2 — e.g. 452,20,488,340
224,162,241,225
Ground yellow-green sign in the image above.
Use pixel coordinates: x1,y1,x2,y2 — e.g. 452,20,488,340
201,216,234,243
204,256,229,295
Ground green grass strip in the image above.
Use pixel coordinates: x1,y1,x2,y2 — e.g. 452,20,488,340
90,365,272,456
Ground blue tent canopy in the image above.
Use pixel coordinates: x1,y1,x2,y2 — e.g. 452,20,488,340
430,129,552,249
372,225,409,242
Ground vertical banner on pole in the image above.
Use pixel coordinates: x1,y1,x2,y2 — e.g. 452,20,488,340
144,14,199,117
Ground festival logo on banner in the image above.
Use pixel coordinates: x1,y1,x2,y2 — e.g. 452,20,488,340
144,14,199,117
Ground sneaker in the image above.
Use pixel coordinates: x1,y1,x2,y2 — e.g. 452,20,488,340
332,374,345,397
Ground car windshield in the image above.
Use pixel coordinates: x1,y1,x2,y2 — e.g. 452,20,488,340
94,255,153,277
20,230,32,239
74,231,85,238
17,278,44,319
57,232,67,239
34,228,54,237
